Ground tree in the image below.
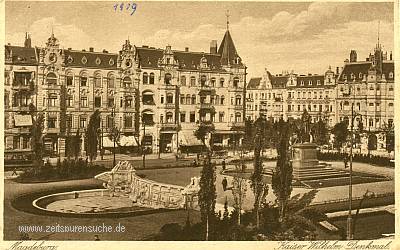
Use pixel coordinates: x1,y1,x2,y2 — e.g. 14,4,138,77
195,122,216,240
85,110,101,164
30,112,45,167
108,126,121,168
332,120,349,151
250,117,269,229
271,122,293,222
311,119,329,145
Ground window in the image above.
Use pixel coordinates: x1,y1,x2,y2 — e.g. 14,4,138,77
186,94,191,104
319,105,322,112
80,97,88,107
67,96,73,107
233,77,239,88
297,105,301,111
125,96,133,108
180,113,186,123
308,80,312,85
190,76,196,86
124,116,133,128
123,76,132,88
107,116,114,128
369,119,373,127
215,95,219,105
316,80,321,85
200,75,207,86
221,95,225,105
389,103,394,107
180,94,185,104
308,92,311,99
165,73,172,85
191,95,196,105
219,112,224,122
220,78,225,87
149,73,155,84
166,93,173,104
48,117,57,128
180,76,186,86
48,95,57,107
190,112,195,123
66,75,73,86
80,117,87,128
14,72,31,86
80,75,87,86
389,86,394,91
166,112,173,123
210,78,216,87
108,98,114,108
143,72,148,84
47,72,57,85
235,95,241,105
314,92,317,99
300,81,304,86
94,74,102,87
288,105,291,112
66,115,73,129
108,76,115,88
94,97,101,108
235,113,241,122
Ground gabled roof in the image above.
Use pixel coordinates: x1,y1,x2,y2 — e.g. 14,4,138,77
5,45,38,65
218,30,242,66
338,61,395,82
247,77,262,89
63,49,118,69
271,76,288,88
136,47,226,72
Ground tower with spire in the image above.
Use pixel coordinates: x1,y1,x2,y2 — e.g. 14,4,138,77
24,32,31,48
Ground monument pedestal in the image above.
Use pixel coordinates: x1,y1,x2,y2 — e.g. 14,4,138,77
291,143,348,180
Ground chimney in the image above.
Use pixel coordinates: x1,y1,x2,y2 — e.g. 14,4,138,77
89,47,94,52
68,48,72,50
210,40,217,54
185,47,189,52
24,32,32,48
390,51,393,60
336,67,339,75
350,50,357,62
103,49,108,53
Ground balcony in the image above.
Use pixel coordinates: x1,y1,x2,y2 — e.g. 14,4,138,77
159,84,177,91
11,106,30,112
12,84,34,92
160,123,179,131
229,121,245,129
163,103,176,109
233,105,243,111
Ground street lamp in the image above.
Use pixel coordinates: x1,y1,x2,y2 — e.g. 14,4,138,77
346,83,363,240
142,114,146,169
111,107,116,168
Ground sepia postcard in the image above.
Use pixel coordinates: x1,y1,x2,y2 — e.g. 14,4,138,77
0,1,398,249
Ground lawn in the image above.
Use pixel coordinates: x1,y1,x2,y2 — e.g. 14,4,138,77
329,211,394,239
136,167,202,186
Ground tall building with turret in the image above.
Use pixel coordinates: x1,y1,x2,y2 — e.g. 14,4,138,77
4,25,246,159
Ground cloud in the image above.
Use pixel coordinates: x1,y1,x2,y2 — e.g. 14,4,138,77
6,17,99,50
138,2,393,78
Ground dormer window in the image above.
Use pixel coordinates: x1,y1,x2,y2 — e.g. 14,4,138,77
350,73,354,79
308,80,312,85
343,75,347,80
389,72,394,79
300,81,304,86
317,80,321,85
359,72,363,79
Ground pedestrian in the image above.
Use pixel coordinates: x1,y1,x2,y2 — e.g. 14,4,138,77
222,159,226,171
12,168,18,176
222,177,228,191
94,235,100,241
193,159,197,168
343,155,349,168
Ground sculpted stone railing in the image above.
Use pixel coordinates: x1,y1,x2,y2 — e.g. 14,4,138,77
95,161,199,210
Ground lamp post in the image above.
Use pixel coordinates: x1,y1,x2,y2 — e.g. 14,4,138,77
346,83,362,240
111,107,116,168
142,114,146,169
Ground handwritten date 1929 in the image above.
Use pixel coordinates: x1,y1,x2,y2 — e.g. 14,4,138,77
113,3,137,16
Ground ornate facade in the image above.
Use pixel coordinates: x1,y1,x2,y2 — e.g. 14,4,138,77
4,28,246,158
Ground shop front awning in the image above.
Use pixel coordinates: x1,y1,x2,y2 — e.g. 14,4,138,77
14,115,32,127
213,130,244,135
119,135,138,147
102,137,115,148
179,132,203,146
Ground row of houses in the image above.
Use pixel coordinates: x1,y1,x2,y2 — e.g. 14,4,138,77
4,28,395,158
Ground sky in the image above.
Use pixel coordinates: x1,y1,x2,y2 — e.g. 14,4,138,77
5,1,395,79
